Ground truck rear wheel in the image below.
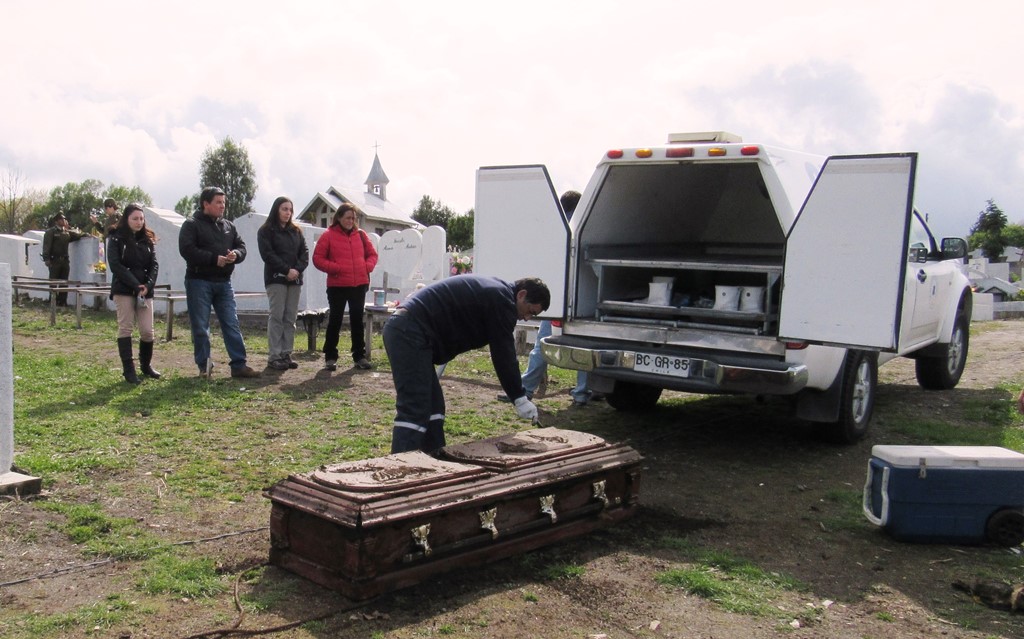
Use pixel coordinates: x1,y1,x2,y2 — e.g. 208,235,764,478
914,313,969,390
607,381,662,412
985,508,1024,547
826,350,876,444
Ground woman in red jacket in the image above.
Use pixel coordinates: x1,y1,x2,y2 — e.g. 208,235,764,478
313,203,379,370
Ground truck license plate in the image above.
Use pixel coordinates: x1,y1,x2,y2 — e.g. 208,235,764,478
634,353,690,378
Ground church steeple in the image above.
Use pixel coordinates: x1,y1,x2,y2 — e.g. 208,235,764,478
364,148,390,201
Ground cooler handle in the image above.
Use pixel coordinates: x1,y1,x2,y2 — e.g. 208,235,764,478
861,462,891,526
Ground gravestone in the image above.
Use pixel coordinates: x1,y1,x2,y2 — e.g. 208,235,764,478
420,226,447,282
0,263,42,495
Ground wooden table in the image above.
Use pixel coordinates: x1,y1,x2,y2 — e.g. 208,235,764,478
363,305,394,360
152,290,267,342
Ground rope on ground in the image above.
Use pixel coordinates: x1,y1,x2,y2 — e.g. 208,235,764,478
180,566,377,639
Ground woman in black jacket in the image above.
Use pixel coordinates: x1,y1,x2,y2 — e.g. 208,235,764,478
107,204,160,384
257,196,309,370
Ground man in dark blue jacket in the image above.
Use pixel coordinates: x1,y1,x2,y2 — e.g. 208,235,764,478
178,186,260,378
383,275,549,453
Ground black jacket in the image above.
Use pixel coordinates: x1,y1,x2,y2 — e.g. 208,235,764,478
257,223,309,287
178,211,246,282
400,275,524,399
107,231,159,298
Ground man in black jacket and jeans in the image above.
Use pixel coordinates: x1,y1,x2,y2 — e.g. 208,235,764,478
178,186,260,378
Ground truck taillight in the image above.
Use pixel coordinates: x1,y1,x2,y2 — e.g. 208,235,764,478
666,147,694,158
635,148,653,158
607,149,624,159
741,146,760,156
708,147,727,156
784,341,808,350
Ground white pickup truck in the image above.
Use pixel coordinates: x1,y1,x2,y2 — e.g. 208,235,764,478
474,132,972,443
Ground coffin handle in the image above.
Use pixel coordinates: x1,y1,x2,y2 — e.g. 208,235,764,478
479,507,499,539
592,480,609,509
540,495,557,523
412,524,432,556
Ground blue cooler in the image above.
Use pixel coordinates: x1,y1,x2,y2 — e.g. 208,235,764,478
862,445,1024,545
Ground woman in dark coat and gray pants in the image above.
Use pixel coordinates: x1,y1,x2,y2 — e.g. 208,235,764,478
257,196,309,370
107,204,160,384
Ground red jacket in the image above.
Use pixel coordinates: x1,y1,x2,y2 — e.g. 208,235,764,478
312,224,379,287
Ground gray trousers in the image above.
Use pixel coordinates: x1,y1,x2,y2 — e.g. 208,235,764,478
266,283,301,364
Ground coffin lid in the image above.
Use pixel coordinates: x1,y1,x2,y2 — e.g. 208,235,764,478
441,427,607,471
309,451,487,493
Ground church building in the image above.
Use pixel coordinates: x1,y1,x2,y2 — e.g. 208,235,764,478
298,152,419,235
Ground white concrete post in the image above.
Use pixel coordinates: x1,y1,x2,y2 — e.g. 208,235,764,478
0,263,11,474
0,262,41,494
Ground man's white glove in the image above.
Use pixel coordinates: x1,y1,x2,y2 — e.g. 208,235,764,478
513,395,538,421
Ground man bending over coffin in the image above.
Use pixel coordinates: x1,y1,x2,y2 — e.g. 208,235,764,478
383,275,549,453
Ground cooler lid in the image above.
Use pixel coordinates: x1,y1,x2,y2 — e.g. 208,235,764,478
308,451,488,493
441,427,607,471
871,445,1024,469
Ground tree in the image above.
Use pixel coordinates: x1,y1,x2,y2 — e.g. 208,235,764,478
412,195,455,228
0,167,30,234
175,193,199,218
969,199,1007,234
1001,223,1024,250
446,209,474,250
34,180,153,231
967,199,1010,261
199,137,257,220
411,195,474,248
105,185,153,210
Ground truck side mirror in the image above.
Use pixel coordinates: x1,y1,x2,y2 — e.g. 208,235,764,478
941,237,968,260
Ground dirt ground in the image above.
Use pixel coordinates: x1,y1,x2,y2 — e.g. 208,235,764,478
3,316,1024,638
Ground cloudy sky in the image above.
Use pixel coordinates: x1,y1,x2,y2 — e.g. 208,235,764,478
3,1,1022,238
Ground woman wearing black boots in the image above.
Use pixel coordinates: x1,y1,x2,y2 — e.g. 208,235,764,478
107,204,160,384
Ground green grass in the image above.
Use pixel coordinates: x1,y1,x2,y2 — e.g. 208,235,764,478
3,304,544,637
137,553,227,598
36,501,165,560
6,304,1024,638
654,541,805,618
541,562,586,581
4,595,144,638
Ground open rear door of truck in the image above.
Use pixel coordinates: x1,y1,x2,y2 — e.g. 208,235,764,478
474,165,570,318
779,153,916,351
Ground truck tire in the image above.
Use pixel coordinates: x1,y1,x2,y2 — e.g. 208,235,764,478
985,508,1024,547
607,381,662,412
826,350,876,444
914,313,969,390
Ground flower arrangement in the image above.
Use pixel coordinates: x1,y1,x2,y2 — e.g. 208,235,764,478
92,261,107,274
449,252,473,275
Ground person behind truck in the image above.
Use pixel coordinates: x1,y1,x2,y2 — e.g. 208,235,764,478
496,190,598,406
383,275,549,453
41,213,90,307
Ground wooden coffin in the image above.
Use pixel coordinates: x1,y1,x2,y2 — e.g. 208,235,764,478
265,427,642,599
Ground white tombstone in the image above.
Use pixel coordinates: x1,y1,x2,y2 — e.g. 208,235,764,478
0,234,39,279
420,226,448,283
140,207,187,316
0,262,41,495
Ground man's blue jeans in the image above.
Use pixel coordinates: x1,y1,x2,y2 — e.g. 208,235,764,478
521,320,552,394
185,278,248,372
523,320,591,402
